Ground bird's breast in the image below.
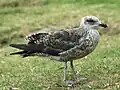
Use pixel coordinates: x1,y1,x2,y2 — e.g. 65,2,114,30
85,30,100,52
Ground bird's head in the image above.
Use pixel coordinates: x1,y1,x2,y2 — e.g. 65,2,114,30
80,16,107,30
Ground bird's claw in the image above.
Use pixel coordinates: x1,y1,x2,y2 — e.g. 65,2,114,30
65,80,75,87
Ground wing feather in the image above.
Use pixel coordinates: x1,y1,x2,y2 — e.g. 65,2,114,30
10,26,86,56
26,27,85,52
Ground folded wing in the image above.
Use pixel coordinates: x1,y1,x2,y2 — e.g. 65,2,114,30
10,27,85,57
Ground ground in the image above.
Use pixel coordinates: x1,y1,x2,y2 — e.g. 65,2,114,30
0,0,120,90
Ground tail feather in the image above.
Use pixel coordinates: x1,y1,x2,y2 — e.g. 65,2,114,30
10,51,34,57
9,44,44,52
10,44,62,57
10,51,28,55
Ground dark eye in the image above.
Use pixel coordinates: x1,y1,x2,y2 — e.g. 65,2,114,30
86,19,96,25
86,19,95,22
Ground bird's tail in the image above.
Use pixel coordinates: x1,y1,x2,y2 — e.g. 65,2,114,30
10,51,27,55
10,44,44,52
9,44,44,56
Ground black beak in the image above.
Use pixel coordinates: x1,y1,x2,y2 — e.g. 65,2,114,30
99,23,107,28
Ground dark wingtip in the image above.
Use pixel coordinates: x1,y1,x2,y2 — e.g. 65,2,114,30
10,53,15,55
9,44,15,47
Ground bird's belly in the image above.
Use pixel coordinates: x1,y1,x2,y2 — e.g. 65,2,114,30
73,46,95,59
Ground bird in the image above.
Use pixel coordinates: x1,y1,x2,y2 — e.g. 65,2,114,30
10,16,107,83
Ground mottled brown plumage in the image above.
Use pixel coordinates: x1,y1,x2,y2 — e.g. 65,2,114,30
10,16,107,83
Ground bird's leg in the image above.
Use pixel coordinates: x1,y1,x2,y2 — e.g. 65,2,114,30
63,61,67,81
70,60,77,80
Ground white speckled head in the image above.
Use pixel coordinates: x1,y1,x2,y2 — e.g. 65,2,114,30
80,16,107,29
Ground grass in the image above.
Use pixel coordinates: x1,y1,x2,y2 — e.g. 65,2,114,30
0,0,120,90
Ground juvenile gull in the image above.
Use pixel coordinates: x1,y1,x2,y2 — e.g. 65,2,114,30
10,16,107,82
